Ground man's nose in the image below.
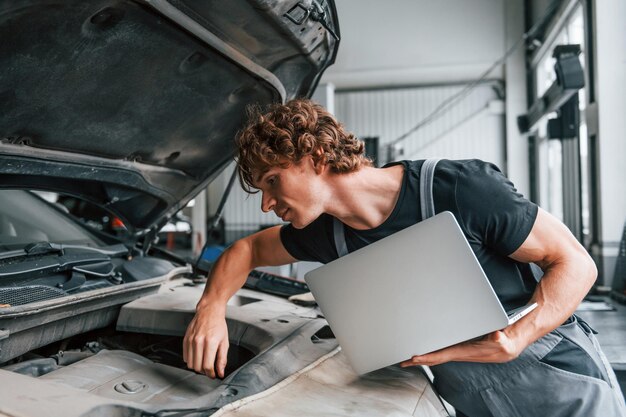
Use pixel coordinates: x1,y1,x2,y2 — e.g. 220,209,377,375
261,191,276,213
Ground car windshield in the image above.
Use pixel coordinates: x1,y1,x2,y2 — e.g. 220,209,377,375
0,190,104,251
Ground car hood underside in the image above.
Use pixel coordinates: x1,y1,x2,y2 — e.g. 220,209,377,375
0,0,339,234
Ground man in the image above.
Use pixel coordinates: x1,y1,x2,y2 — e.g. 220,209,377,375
183,98,626,416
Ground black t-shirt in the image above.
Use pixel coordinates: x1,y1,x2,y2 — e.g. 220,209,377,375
280,159,540,310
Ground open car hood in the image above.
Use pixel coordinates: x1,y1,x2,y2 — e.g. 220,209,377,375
0,0,339,236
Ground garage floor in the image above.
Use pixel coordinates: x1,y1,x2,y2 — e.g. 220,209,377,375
576,296,626,364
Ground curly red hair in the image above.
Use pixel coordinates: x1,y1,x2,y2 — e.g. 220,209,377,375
235,98,371,193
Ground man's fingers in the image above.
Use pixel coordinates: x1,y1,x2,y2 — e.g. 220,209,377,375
400,354,431,367
201,339,219,378
400,345,462,367
183,327,193,364
400,354,439,367
182,313,229,377
184,332,197,370
400,332,519,367
399,359,415,367
215,340,230,379
184,333,225,378
192,336,208,374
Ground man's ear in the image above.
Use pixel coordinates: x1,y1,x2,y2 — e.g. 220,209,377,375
311,148,327,175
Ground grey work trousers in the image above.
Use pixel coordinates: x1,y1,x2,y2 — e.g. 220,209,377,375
431,315,626,417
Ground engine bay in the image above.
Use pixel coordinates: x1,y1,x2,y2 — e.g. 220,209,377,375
0,274,337,417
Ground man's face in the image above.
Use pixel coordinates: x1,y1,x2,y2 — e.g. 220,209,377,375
253,157,326,229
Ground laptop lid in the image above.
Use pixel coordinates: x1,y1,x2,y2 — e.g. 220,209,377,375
304,211,514,375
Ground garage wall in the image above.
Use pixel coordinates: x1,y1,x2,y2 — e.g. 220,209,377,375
334,83,506,167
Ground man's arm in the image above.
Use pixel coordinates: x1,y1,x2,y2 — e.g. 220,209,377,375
183,225,297,378
401,207,597,367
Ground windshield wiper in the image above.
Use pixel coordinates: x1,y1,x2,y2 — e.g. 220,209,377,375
0,242,129,261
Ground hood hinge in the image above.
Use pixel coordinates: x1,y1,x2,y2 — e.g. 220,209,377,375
284,0,340,41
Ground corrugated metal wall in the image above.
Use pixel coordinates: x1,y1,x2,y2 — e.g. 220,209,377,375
211,83,506,242
335,83,506,165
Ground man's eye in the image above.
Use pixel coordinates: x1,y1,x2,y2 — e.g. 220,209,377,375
268,177,276,185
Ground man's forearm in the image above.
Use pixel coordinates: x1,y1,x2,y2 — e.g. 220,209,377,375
507,250,597,350
194,226,296,312
196,239,254,310
504,208,599,354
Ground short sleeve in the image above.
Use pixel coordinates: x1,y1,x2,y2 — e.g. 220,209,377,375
279,214,337,263
454,160,538,256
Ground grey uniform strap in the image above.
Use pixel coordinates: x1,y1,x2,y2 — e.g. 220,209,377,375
333,158,441,258
333,216,349,258
419,158,440,221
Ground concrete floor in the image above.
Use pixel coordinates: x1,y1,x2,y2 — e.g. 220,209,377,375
576,296,626,364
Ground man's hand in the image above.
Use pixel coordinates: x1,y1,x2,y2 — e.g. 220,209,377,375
400,329,522,367
181,226,297,379
183,304,229,379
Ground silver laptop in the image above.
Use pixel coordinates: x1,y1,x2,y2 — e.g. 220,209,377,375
304,211,537,375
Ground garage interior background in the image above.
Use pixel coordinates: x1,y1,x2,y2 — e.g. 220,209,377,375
195,0,625,289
